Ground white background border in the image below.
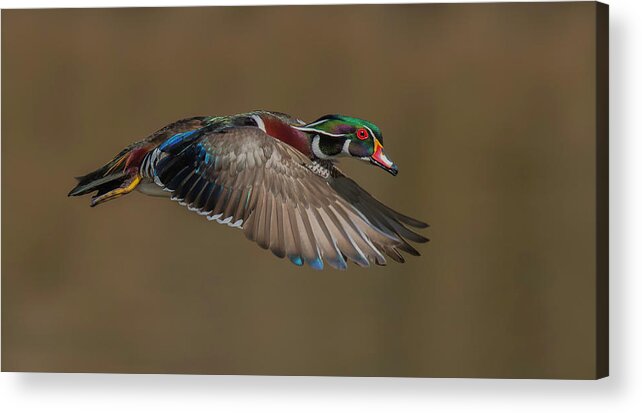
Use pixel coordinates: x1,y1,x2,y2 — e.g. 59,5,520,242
1,0,639,412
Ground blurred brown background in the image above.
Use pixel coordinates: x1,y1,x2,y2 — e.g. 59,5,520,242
2,2,604,378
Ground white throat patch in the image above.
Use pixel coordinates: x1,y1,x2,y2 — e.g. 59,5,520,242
341,139,351,155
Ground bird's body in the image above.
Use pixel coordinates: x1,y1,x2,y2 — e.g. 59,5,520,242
69,110,428,269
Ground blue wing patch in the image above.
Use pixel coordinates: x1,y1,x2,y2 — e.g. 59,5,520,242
158,130,200,153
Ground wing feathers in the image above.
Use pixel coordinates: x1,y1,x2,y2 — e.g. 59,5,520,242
153,126,427,269
324,205,370,267
296,205,323,269
268,194,286,259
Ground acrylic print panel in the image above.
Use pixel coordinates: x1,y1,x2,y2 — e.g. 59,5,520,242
1,2,608,379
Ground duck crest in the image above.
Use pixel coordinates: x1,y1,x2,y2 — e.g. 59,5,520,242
254,112,312,158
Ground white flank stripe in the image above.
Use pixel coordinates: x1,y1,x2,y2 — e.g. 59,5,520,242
251,115,266,132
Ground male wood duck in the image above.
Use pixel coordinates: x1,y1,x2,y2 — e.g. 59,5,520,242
69,111,428,269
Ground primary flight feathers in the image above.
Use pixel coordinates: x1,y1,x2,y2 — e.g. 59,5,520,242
69,111,428,269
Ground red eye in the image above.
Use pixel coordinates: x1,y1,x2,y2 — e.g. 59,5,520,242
356,128,369,140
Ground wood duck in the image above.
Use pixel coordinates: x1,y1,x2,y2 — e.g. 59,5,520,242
69,111,428,269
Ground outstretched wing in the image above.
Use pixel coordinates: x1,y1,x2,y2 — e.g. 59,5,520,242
153,126,427,269
329,172,429,259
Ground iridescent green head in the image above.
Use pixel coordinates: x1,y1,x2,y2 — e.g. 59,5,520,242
294,114,398,176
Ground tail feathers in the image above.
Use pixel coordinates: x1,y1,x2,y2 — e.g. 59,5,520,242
68,169,128,197
68,145,136,197
69,117,210,202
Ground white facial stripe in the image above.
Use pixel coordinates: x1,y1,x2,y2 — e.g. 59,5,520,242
293,126,346,138
305,118,330,128
251,115,266,132
342,139,351,155
364,125,376,140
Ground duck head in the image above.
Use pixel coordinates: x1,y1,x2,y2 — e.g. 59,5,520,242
294,114,398,176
